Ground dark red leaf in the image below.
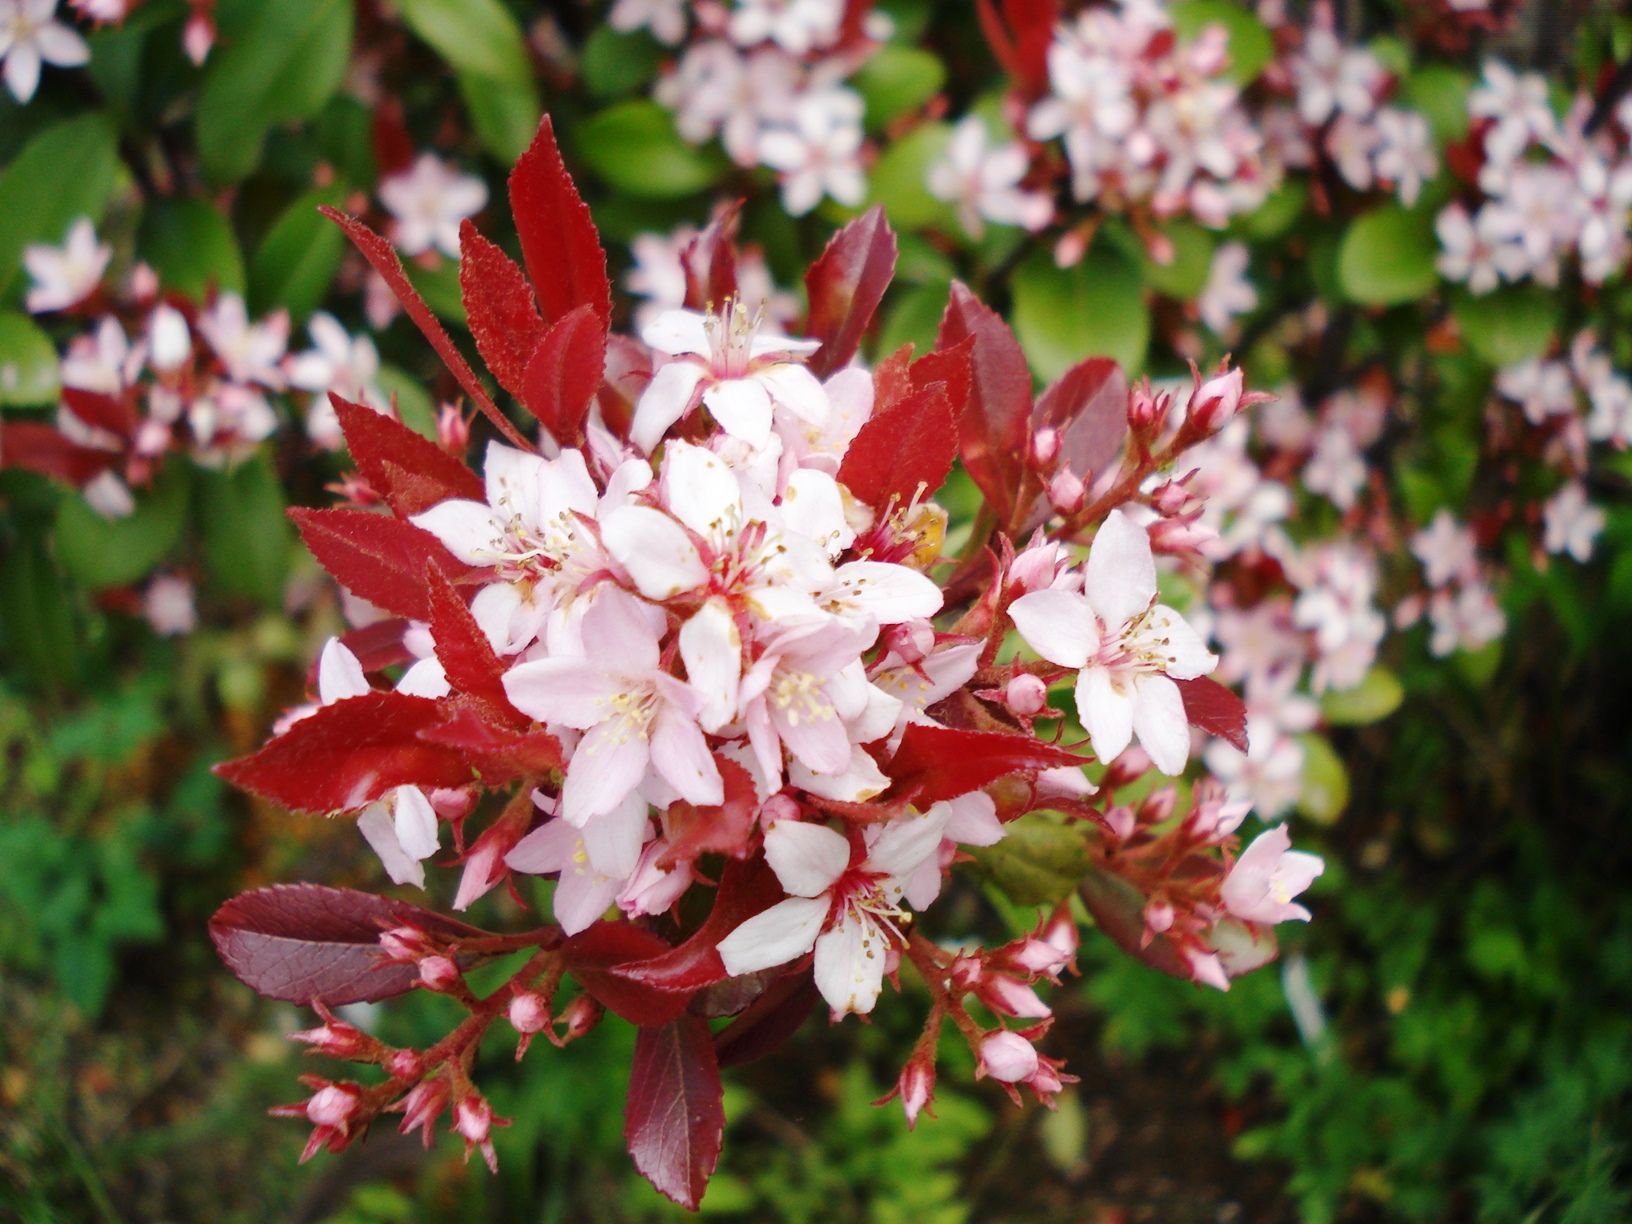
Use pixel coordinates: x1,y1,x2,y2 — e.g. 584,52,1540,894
216,691,473,813
62,387,137,438
837,382,957,511
333,395,483,516
937,282,1033,522
319,206,529,450
625,1014,726,1211
615,858,783,995
425,566,510,707
563,922,691,1025
508,117,612,328
804,205,897,378
658,758,759,870
0,422,117,485
1033,357,1127,483
870,342,916,411
714,974,821,1068
518,303,606,446
335,618,415,674
458,222,547,398
420,702,564,782
1077,868,1193,980
887,723,1083,804
1176,676,1249,752
290,506,473,622
210,884,488,1005
976,0,1059,94
680,202,741,310
371,100,415,180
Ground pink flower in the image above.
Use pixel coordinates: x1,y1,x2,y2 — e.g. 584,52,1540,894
978,1031,1038,1083
716,809,950,1015
1542,482,1605,563
928,117,1054,239
0,0,89,104
1008,509,1217,774
1220,825,1324,925
378,153,488,259
23,217,108,313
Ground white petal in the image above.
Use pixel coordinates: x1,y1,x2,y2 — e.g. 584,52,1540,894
830,561,942,624
865,808,950,878
395,657,449,698
600,504,708,600
789,744,891,802
358,803,425,888
650,704,723,805
483,441,547,524
631,361,706,453
679,599,742,732
581,791,649,878
561,720,649,823
1009,588,1097,668
641,309,712,357
758,362,829,423
393,786,440,860
703,378,774,449
780,468,853,557
1146,605,1219,680
663,440,741,537
1131,673,1191,775
501,657,623,727
717,895,830,975
813,912,887,1015
1084,509,1157,628
409,500,507,566
317,638,369,703
1076,665,1134,766
764,819,850,897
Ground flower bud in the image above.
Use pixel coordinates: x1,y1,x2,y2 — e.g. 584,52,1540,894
453,1095,493,1146
1144,899,1176,936
306,1083,362,1129
948,954,983,995
1005,673,1048,717
552,993,603,1046
508,991,549,1036
385,1049,422,1081
290,1010,376,1061
1047,468,1086,515
979,1031,1039,1083
1149,476,1196,517
896,1058,936,1129
148,304,192,372
978,973,1053,1019
881,619,934,664
418,955,461,992
437,403,471,455
1030,426,1061,467
1128,380,1168,432
1103,804,1137,842
379,924,436,962
397,1077,450,1147
1191,366,1245,433
759,793,802,829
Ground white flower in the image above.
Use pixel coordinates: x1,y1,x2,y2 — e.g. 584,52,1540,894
1009,509,1217,774
1372,108,1437,206
609,0,686,44
378,153,488,259
1410,510,1477,588
758,92,866,216
928,117,1053,239
287,313,388,446
1542,482,1605,563
1197,242,1257,336
0,0,89,104
728,0,843,55
716,809,949,1015
196,294,289,389
23,217,108,313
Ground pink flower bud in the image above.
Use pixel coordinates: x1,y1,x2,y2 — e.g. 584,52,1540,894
508,991,549,1035
306,1083,361,1129
897,1058,936,1129
1030,426,1061,467
1144,899,1175,935
385,1049,422,1081
418,955,460,992
1047,468,1086,515
453,1096,492,1146
1128,381,1168,431
379,925,435,962
1138,787,1176,826
1104,804,1137,841
437,403,471,454
979,1031,1040,1083
1184,946,1232,992
552,994,603,1046
979,974,1053,1019
948,954,983,994
289,1012,375,1060
397,1077,449,1147
759,793,802,829
1192,367,1245,432
1005,673,1048,716
881,619,935,664
1149,477,1196,517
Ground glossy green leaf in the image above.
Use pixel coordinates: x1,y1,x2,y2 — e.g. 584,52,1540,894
1403,65,1473,145
1321,665,1406,726
1012,244,1149,381
854,46,946,131
1452,287,1560,367
198,455,292,606
0,114,121,300
138,197,246,299
249,187,347,320
55,464,191,591
0,312,61,406
1171,1,1274,84
0,533,80,692
395,0,532,85
196,0,355,184
1295,733,1350,826
1337,206,1439,307
575,102,728,199
580,27,665,99
1143,221,1217,301
866,121,955,230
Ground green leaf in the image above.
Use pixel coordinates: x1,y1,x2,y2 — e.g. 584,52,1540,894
406,257,466,324
198,455,292,606
54,463,191,590
459,71,544,164
0,532,80,693
0,114,121,301
1143,221,1217,301
877,281,951,358
196,0,355,184
575,101,729,199
137,197,246,299
1403,65,1472,145
249,186,347,320
580,27,666,99
969,812,1090,907
1237,179,1308,241
854,46,946,131
0,312,61,406
1337,205,1439,307
1012,243,1149,381
1295,733,1349,826
866,121,955,230
1171,1,1274,84
395,0,532,85
1320,665,1405,726
375,362,438,437
1451,287,1560,367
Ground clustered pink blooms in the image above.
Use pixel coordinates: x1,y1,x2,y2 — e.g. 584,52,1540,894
206,119,1324,1207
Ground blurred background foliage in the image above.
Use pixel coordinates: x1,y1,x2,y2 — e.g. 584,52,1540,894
3,0,1631,1220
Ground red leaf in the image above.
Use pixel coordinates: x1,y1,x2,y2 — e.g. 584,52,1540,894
937,282,1033,522
210,884,487,1005
837,383,957,511
870,342,916,412
614,858,783,995
62,387,137,438
333,396,482,516
0,422,117,485
420,702,564,783
804,205,897,378
371,101,415,180
290,506,472,622
518,303,606,446
657,758,759,870
563,922,691,1026
1033,357,1127,483
1176,676,1249,753
458,223,547,398
680,203,741,310
216,691,473,813
625,1015,726,1211
714,974,821,1068
1078,867,1195,980
319,206,529,451
887,723,1084,804
335,618,414,674
976,0,1059,94
425,566,510,708
508,117,612,327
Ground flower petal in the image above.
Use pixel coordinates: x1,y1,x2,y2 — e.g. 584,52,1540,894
317,637,369,704
764,819,850,897
717,895,830,976
631,360,705,453
601,504,708,601
501,657,623,728
1076,665,1134,766
409,499,506,566
813,912,887,1015
1083,508,1157,628
1131,672,1190,775
358,802,425,888
703,377,774,449
1009,588,1097,668
650,704,723,805
679,598,742,732
392,786,440,860
663,440,742,538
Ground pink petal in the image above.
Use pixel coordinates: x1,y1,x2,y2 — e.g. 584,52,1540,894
600,505,708,601
649,704,723,805
812,912,887,1015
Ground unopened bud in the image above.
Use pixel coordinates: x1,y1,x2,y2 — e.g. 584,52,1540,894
897,1059,935,1129
1030,426,1061,467
1149,476,1195,517
552,993,603,1045
306,1083,361,1129
418,955,461,992
290,1011,375,1060
437,404,471,454
379,925,436,962
1047,468,1085,515
509,991,549,1035
1128,381,1168,431
385,1049,422,1080
1104,804,1137,841
1005,673,1048,716
979,1031,1039,1083
1191,366,1245,432
948,954,984,994
453,1095,493,1146
1138,787,1177,826
759,793,802,828
881,619,934,664
979,974,1053,1019
1144,899,1176,935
